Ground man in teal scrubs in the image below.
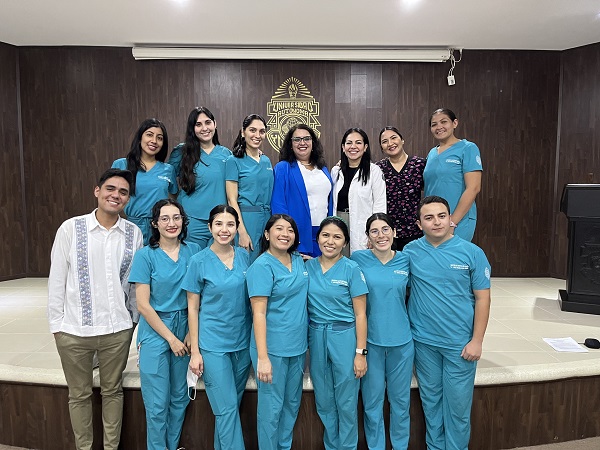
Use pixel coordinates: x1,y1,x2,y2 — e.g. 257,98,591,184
404,195,491,450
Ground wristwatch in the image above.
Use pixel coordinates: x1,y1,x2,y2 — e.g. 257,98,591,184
355,348,368,356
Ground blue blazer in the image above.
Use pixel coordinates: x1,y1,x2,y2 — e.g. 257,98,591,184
271,161,334,254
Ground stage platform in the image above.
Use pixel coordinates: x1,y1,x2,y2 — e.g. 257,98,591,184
1,277,600,449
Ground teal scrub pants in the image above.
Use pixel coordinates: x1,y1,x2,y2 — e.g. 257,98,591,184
187,217,212,249
413,341,477,450
250,347,306,450
308,321,359,450
128,216,152,246
361,340,414,450
201,348,251,450
454,217,476,242
137,310,190,450
239,204,271,263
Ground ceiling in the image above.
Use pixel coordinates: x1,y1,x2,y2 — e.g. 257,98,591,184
2,0,600,51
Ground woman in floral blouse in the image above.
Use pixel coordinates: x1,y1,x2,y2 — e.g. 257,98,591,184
376,126,426,250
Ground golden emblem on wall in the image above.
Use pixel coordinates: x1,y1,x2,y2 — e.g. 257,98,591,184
266,77,321,151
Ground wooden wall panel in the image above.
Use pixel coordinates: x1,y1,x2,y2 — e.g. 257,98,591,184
550,42,600,278
0,42,26,280
17,46,562,276
3,377,600,449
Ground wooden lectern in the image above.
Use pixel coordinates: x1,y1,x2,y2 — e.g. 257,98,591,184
559,184,600,314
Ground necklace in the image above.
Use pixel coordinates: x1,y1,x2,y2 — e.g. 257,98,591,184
214,247,235,269
159,242,180,261
389,152,408,172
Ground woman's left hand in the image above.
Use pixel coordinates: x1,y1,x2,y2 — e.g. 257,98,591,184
354,354,367,378
238,230,253,251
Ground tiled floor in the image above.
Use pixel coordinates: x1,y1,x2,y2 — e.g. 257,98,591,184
1,277,600,387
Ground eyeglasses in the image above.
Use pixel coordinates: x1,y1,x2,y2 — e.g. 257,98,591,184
368,226,393,237
291,136,312,143
157,215,183,224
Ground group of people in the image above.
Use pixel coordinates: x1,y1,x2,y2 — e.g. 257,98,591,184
48,106,490,450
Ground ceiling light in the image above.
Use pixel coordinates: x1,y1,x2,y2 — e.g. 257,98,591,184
132,46,453,62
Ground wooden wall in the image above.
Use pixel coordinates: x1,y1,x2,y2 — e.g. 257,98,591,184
13,46,564,276
550,42,600,277
0,42,26,280
3,43,599,277
3,377,600,449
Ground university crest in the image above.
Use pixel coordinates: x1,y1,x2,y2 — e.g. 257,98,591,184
266,77,321,151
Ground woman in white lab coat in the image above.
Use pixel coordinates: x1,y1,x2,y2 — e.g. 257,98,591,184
331,127,387,255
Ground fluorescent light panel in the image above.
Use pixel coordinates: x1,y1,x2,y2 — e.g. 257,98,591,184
132,46,452,62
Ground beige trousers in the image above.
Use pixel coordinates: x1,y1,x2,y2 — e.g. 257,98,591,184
55,328,133,450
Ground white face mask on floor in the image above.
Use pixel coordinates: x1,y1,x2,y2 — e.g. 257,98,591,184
187,367,198,401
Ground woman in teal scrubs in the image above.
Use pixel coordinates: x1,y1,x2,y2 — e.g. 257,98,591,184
351,213,413,450
129,199,201,450
247,214,308,450
112,118,178,244
423,108,483,241
226,114,273,262
168,107,232,248
183,205,252,450
305,216,368,450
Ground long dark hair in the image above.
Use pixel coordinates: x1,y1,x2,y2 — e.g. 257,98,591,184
339,127,372,185
258,214,300,255
126,119,169,195
149,199,189,248
179,107,220,194
232,114,267,158
279,124,326,169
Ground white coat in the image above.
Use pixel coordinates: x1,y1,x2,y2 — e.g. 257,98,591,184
331,163,387,254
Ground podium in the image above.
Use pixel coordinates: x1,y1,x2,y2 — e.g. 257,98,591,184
559,184,600,314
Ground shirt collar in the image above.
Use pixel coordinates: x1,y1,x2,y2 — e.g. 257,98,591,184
88,209,126,233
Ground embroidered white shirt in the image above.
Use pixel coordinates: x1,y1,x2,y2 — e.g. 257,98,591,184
48,210,143,336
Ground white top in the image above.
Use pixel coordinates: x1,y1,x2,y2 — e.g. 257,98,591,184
331,163,387,253
299,164,331,226
47,210,143,336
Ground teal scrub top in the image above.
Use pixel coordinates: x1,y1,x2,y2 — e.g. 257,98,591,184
168,144,232,220
129,242,201,312
305,256,369,324
423,139,482,220
404,236,491,349
225,154,274,207
246,252,309,357
181,246,251,352
111,158,178,218
351,250,411,346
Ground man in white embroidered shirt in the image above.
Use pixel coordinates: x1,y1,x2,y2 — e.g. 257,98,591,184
48,168,143,450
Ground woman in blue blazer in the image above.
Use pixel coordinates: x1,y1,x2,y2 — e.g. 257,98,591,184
271,124,333,257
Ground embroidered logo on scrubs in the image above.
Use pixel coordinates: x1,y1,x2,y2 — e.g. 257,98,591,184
450,264,469,270
331,279,349,286
157,175,172,183
476,155,482,166
303,271,308,276
485,267,491,279
266,77,321,151
394,269,409,276
445,159,461,165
